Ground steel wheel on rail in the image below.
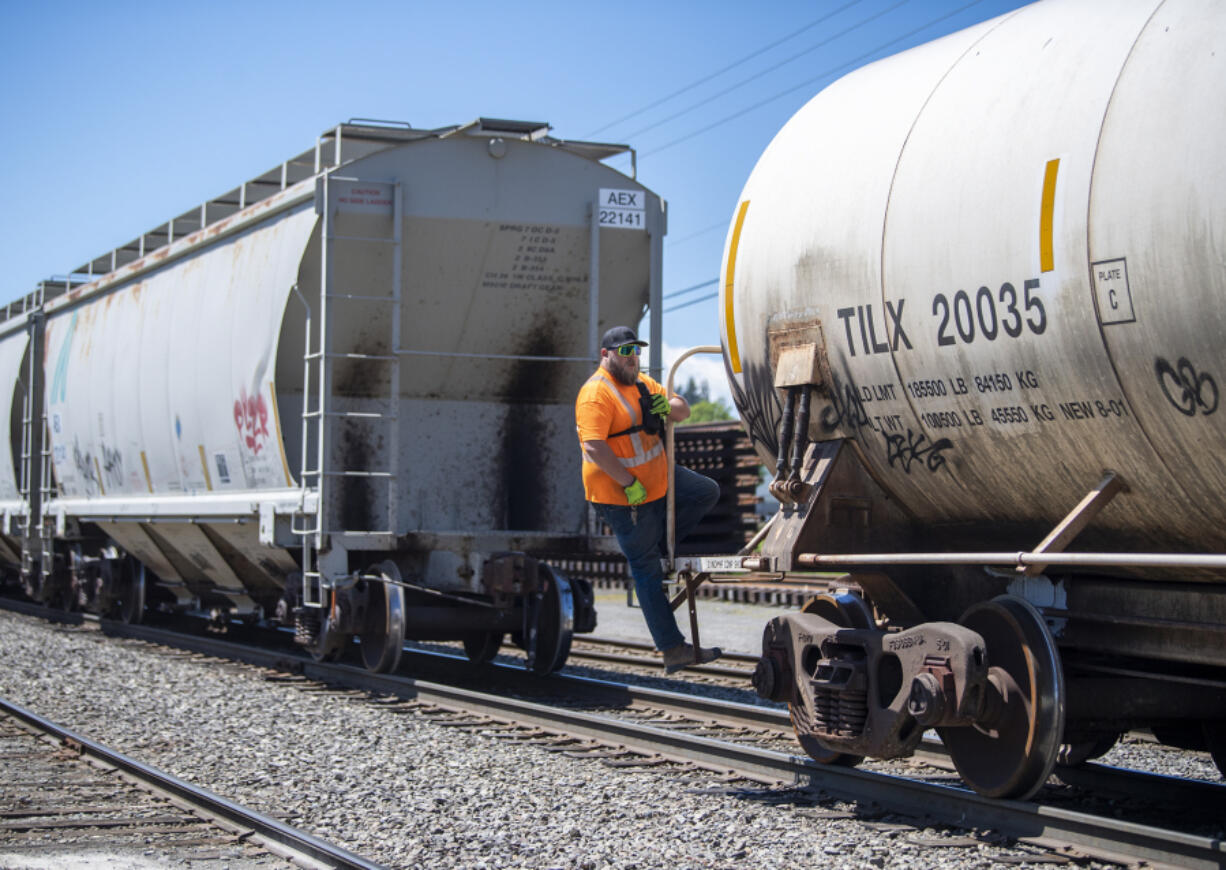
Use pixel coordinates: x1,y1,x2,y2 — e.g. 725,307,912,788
304,590,348,664
527,566,573,676
357,561,406,674
940,595,1065,800
463,632,503,665
20,565,42,604
111,559,145,625
788,592,870,767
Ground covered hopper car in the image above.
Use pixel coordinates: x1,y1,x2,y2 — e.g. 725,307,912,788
1,118,666,675
720,0,1226,797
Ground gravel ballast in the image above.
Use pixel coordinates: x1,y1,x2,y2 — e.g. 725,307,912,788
0,609,1136,869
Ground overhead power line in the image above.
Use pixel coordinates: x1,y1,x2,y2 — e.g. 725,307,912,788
665,278,718,300
667,220,727,247
642,0,988,158
664,291,719,314
621,0,907,143
584,0,863,139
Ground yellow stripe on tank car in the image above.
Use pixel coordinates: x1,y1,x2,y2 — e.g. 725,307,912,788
93,457,105,496
1040,159,1059,273
269,381,294,487
198,444,213,491
140,450,153,493
723,200,750,374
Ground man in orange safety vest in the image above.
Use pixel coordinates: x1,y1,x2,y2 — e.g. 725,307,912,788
575,326,722,673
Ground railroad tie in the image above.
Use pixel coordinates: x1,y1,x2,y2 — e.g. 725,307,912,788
602,753,670,768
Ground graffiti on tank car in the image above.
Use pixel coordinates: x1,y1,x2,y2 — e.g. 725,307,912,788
100,444,123,488
1156,357,1219,417
824,371,955,473
234,387,270,454
72,439,98,490
884,429,952,474
729,372,780,456
820,381,871,433
50,311,78,405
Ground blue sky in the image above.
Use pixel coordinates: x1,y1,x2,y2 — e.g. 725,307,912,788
0,0,1032,401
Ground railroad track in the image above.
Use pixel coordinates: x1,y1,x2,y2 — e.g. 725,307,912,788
5,598,1218,870
569,635,758,681
0,695,383,869
5,596,1225,868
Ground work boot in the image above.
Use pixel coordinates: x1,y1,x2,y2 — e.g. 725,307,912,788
662,642,722,674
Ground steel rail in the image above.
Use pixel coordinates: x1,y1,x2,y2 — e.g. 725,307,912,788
1,599,1217,782
792,550,1226,570
433,640,1226,820
567,637,755,679
578,634,759,667
0,695,386,870
80,618,1226,870
1,598,1214,784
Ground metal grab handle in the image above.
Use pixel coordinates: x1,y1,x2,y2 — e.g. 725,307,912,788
665,345,723,571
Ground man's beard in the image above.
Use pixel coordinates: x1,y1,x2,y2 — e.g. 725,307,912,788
610,357,638,385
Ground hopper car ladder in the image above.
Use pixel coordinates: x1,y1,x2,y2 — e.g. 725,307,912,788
297,173,403,608
18,313,48,585
15,307,56,591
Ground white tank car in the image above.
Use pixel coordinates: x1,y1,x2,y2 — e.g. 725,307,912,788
725,0,1226,797
6,119,665,675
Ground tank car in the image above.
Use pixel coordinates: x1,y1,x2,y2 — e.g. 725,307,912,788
5,118,665,674
721,0,1226,796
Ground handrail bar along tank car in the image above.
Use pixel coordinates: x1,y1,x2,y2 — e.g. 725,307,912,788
6,118,666,674
703,0,1226,798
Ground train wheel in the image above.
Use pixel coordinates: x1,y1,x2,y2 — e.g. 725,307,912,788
358,561,406,674
21,567,42,603
304,594,347,664
50,563,77,613
463,632,503,665
940,595,1064,800
528,566,573,676
788,592,872,767
113,561,145,625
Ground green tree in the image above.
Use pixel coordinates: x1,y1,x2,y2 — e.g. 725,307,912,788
682,397,734,425
679,377,709,405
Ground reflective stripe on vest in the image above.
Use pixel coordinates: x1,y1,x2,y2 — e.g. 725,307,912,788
581,369,664,469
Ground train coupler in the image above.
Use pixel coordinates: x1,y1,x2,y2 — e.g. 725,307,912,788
755,611,990,759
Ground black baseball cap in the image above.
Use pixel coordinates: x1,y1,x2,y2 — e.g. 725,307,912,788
600,326,648,350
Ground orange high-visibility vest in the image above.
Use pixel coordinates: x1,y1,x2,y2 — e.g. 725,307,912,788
575,368,668,505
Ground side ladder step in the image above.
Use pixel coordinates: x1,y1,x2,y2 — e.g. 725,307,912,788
299,470,394,478
325,293,398,302
304,351,398,362
302,410,399,420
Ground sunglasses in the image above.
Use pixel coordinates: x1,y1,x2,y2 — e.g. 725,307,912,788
616,345,642,357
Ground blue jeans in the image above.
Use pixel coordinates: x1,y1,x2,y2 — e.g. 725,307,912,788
594,466,720,651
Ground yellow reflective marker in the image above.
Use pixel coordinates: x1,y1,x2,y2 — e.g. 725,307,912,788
140,450,153,493
723,200,750,374
198,444,213,491
93,457,105,496
1040,159,1059,273
269,381,294,487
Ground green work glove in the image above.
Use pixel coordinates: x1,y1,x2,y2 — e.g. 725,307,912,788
649,392,670,419
624,478,647,506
